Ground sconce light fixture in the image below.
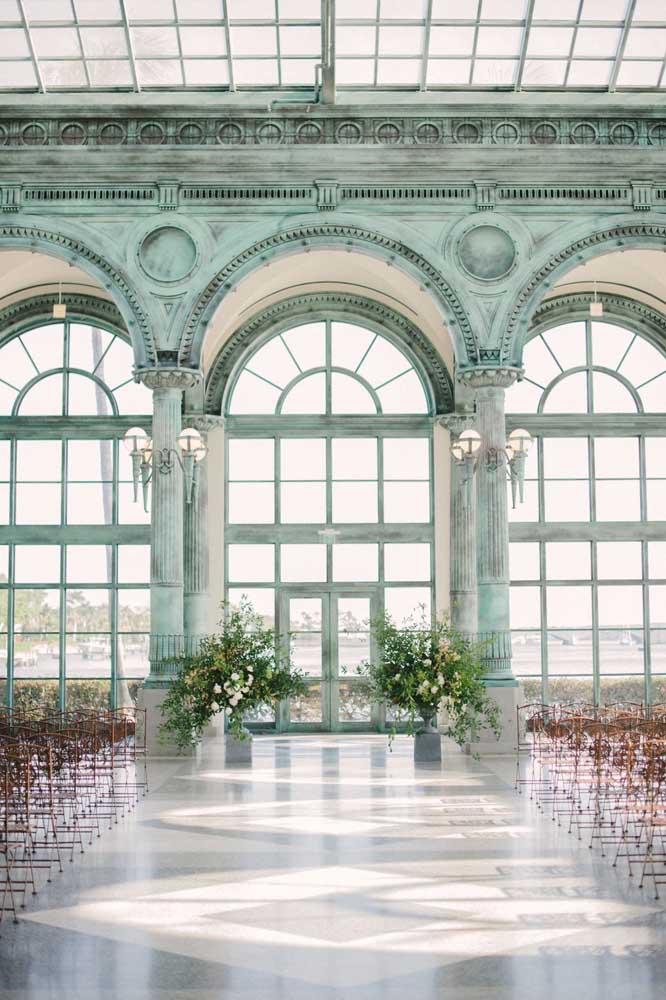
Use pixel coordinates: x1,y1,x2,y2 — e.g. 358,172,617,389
450,426,533,508
124,425,207,512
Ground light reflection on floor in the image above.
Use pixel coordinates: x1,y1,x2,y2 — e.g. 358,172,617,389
2,734,665,999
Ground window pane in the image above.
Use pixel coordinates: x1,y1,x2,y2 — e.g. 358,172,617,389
384,482,430,522
14,590,60,631
14,634,59,678
598,586,644,628
649,542,666,579
281,323,326,371
332,439,377,479
385,543,430,582
66,633,112,677
383,438,429,480
508,481,539,522
67,439,112,480
20,324,64,372
227,544,275,583
597,541,642,580
117,588,150,631
543,372,588,413
16,440,61,480
281,544,326,583
117,483,151,525
385,587,431,626
594,437,639,477
331,322,375,371
280,439,325,479
544,481,590,521
592,372,636,413
15,546,60,584
289,682,322,722
229,370,281,414
510,586,541,628
547,586,592,627
357,336,411,387
247,336,299,388
331,373,377,414
280,482,326,523
377,371,428,414
542,322,587,371
280,373,326,415
228,483,275,523
620,335,666,387
645,438,666,478
546,542,591,580
16,484,62,524
510,542,540,581
67,483,112,524
332,482,378,523
67,373,111,416
118,545,150,584
18,373,63,415
332,543,378,582
66,545,111,583
543,438,588,478
595,481,640,521
522,335,562,387
228,439,274,481
227,588,275,627
66,589,111,632
591,321,633,370
548,635,593,680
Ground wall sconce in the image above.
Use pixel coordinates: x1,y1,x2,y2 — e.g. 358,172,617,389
450,426,533,508
123,425,207,512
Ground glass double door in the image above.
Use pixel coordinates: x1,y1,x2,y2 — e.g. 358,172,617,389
281,590,380,731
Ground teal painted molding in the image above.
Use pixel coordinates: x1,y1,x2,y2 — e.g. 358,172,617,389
2,112,666,149
0,223,156,366
180,223,477,368
501,220,666,366
0,292,125,339
204,292,454,415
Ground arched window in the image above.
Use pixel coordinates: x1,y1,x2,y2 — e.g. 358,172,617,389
506,315,666,707
223,319,435,733
0,318,152,716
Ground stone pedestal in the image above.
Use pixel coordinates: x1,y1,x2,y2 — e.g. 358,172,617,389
137,686,194,757
467,684,524,755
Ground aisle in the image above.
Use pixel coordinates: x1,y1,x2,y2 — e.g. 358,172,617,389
1,735,665,999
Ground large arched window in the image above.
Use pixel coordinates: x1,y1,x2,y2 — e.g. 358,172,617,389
0,317,152,716
223,318,435,733
506,314,666,707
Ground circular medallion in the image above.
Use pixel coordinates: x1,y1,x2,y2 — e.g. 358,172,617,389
178,122,204,145
649,122,666,145
458,226,516,282
21,122,47,146
217,122,243,144
138,121,165,145
454,121,481,144
139,226,197,283
415,122,440,144
297,121,322,144
60,122,86,145
571,122,598,145
335,121,362,144
376,121,401,144
98,122,126,145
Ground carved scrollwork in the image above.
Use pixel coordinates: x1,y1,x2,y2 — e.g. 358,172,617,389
180,224,476,368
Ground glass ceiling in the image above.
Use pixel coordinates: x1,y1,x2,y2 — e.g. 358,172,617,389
0,0,665,93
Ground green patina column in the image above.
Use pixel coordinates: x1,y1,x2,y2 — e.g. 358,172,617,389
138,368,201,684
182,413,224,640
458,368,521,686
441,415,478,638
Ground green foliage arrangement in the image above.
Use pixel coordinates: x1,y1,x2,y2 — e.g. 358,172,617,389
159,600,308,750
361,609,501,749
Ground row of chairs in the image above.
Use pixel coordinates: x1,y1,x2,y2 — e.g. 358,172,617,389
515,701,666,899
0,706,147,927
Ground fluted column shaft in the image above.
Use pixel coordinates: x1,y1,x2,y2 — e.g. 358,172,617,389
450,455,478,637
183,414,224,638
459,368,520,684
139,369,201,676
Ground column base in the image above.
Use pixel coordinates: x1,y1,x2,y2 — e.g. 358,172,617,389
137,685,195,757
467,683,524,755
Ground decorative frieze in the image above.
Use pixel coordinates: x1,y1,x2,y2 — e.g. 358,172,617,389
2,115,666,149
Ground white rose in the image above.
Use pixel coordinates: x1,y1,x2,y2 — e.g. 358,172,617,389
395,672,401,680
224,681,231,691
430,685,438,694
231,672,239,681
213,683,222,695
424,658,431,666
246,675,253,686
247,664,254,673
437,674,444,685
224,706,232,716
210,701,220,713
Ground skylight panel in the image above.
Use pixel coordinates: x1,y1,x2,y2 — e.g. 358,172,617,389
624,28,666,59
429,25,475,56
80,27,128,59
431,0,478,18
380,0,428,18
124,0,176,20
281,58,318,84
473,58,518,84
0,60,37,86
0,27,29,56
230,25,277,57
174,0,222,15
526,27,574,58
336,58,374,84
32,28,81,60
25,0,74,19
426,58,471,84
377,58,421,85
233,58,278,85
378,26,425,56
179,26,227,58
183,58,229,85
634,0,666,20
87,59,133,86
279,25,321,55
41,60,87,86
0,0,21,19
227,0,275,19
580,0,628,20
481,0,527,18
567,59,613,85
337,26,375,55
616,60,662,86
131,26,180,59
476,26,523,57
532,0,579,16
280,0,321,16
336,0,376,17
75,0,122,16
137,59,183,86
522,59,568,86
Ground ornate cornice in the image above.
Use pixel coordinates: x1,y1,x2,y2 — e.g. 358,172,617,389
503,223,666,363
457,366,522,389
439,412,476,435
183,226,475,368
0,292,124,338
1,114,666,149
138,367,202,391
182,413,225,435
203,291,454,415
0,223,155,364
532,291,666,340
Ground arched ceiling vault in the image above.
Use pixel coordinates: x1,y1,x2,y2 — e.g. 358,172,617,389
200,247,455,380
0,250,111,311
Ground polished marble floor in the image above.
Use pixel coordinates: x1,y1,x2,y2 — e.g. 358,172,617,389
1,734,665,999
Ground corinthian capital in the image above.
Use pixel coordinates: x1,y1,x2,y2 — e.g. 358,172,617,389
439,411,476,436
136,366,202,391
456,366,523,390
182,413,225,436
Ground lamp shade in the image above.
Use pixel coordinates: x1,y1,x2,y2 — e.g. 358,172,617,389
123,426,149,454
508,428,532,454
458,428,482,456
177,427,203,456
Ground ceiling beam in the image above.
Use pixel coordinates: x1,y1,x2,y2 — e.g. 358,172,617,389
321,0,336,104
17,0,45,94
